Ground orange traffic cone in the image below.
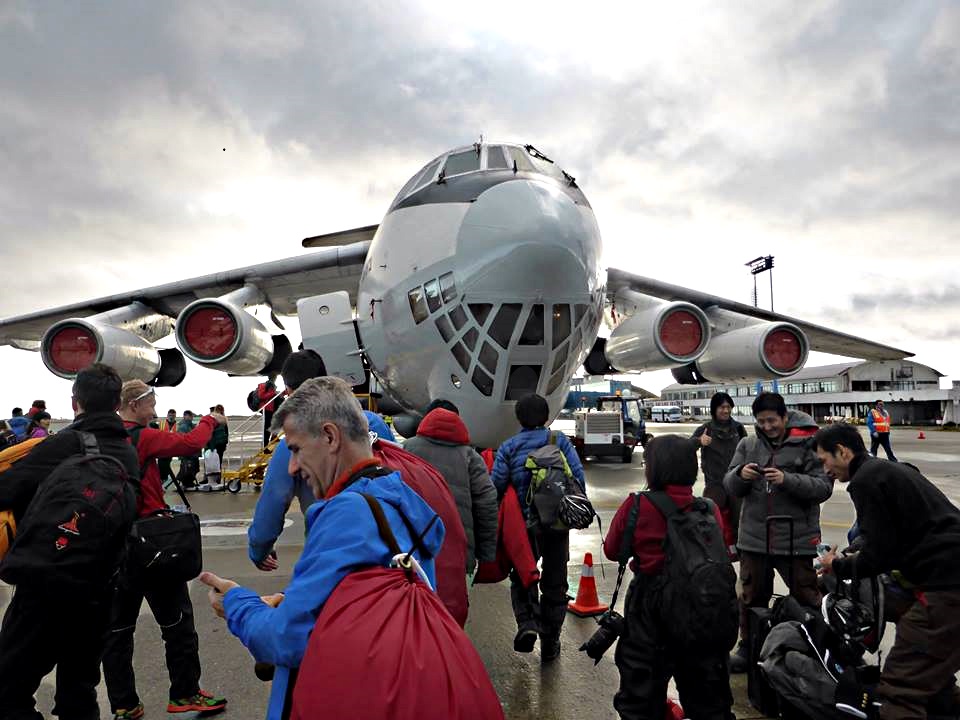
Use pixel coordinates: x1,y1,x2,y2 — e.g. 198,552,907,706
567,553,609,617
918,430,926,440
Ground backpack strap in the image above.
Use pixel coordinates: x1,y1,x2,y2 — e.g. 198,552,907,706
548,431,557,445
359,492,402,555
76,430,100,456
644,490,680,520
608,493,642,611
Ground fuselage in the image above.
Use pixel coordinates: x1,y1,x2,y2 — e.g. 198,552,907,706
356,143,604,448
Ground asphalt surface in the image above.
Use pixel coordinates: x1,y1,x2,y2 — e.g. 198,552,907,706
3,424,959,719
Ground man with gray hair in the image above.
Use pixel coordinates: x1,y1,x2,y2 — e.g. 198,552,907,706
200,377,445,720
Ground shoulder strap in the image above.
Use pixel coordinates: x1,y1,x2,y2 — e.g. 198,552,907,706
548,431,557,446
76,430,100,456
358,492,402,555
644,490,679,520
618,493,641,565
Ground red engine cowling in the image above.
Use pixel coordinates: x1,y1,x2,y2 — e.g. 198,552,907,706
41,318,185,385
692,321,808,383
175,299,276,375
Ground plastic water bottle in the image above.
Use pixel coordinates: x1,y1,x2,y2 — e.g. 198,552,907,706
170,504,188,514
814,542,831,571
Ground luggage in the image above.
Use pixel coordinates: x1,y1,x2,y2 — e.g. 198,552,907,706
290,493,504,720
127,507,202,582
525,432,593,529
0,436,45,562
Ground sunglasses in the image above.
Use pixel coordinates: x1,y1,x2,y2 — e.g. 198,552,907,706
131,387,156,402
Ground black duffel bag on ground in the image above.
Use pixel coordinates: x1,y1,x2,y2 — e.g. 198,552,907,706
126,475,201,583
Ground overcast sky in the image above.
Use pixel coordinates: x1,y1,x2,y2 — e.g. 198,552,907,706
1,1,958,418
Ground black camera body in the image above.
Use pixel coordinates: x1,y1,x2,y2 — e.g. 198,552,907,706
579,609,625,664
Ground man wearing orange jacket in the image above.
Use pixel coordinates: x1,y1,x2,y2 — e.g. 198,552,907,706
102,380,229,718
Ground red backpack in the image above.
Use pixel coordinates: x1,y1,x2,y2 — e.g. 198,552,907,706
290,493,503,720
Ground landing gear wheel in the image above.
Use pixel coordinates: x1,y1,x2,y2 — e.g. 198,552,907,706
227,478,242,494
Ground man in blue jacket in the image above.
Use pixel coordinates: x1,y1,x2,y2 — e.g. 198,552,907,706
491,393,586,661
200,376,444,720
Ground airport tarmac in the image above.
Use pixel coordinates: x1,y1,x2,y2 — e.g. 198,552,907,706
3,424,958,719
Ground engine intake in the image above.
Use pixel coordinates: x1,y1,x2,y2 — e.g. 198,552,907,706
175,298,280,375
41,318,185,385
603,301,710,372
689,322,808,383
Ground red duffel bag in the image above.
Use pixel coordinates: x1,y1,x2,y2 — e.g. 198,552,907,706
290,494,504,720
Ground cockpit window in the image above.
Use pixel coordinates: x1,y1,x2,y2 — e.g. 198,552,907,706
552,304,571,349
443,149,481,177
408,288,428,324
507,146,536,173
487,146,510,170
415,159,442,188
519,304,544,346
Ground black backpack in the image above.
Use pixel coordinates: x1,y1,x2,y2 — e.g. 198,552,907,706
0,432,138,588
645,491,738,651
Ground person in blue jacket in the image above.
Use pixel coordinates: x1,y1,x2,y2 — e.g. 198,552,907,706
7,407,29,442
246,348,398,571
491,392,586,662
200,376,444,720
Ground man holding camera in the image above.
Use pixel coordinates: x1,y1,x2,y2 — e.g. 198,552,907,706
724,392,832,673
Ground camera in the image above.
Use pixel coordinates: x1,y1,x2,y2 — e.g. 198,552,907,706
579,609,625,664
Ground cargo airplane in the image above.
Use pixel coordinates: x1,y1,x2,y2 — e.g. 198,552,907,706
0,142,910,447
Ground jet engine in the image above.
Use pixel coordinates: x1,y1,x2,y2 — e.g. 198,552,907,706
679,321,808,384
602,300,711,372
175,289,288,376
41,319,185,385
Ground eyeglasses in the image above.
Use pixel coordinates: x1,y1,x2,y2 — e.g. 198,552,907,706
131,387,156,403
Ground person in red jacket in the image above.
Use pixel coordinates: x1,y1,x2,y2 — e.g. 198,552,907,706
101,380,228,718
603,435,735,720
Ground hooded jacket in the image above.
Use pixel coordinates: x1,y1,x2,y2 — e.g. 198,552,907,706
7,416,29,441
833,455,960,589
223,469,444,720
403,409,498,570
491,427,586,519
723,410,832,556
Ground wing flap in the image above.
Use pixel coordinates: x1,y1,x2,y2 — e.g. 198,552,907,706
606,267,912,361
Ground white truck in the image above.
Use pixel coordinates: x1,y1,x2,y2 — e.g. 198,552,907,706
572,396,649,463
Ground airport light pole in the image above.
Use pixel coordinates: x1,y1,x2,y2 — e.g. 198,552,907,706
746,255,775,311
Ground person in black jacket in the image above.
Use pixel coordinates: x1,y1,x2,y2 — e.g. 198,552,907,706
0,363,140,720
691,392,746,555
816,424,960,720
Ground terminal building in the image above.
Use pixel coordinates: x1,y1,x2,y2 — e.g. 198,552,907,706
657,359,960,425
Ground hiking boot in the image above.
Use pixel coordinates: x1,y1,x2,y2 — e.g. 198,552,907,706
513,621,539,653
167,689,227,714
729,642,749,674
113,704,144,720
540,636,561,662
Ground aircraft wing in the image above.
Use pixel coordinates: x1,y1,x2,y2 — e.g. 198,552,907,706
0,240,371,348
606,267,912,360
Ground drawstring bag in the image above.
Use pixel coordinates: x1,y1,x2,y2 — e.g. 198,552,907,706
290,493,504,720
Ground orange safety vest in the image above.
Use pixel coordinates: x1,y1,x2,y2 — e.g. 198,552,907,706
870,409,890,433
158,418,178,432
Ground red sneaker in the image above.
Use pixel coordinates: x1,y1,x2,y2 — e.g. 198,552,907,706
167,689,227,714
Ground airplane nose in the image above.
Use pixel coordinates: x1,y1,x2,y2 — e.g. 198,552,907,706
456,178,602,297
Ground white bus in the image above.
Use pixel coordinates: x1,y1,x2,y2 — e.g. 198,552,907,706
651,405,683,423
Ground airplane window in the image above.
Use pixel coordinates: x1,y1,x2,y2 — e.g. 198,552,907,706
468,303,492,326
479,341,498,375
462,327,479,351
546,368,565,395
508,146,535,172
552,304,571,349
408,287,428,324
443,149,481,177
472,367,494,396
519,304,544,346
449,304,467,331
440,272,457,304
488,303,522,349
505,365,542,401
414,159,442,189
451,341,471,372
552,344,568,374
574,303,588,327
487,146,510,169
571,327,582,354
435,315,454,343
424,279,442,313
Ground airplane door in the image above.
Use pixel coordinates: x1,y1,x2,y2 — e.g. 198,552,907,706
297,291,366,386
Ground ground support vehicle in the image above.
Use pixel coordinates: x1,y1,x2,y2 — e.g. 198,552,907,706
572,396,651,463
